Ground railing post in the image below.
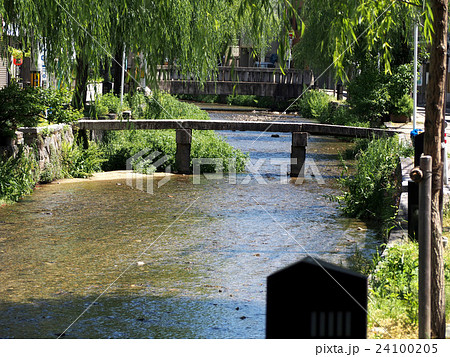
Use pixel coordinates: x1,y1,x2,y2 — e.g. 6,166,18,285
290,132,308,177
175,129,192,174
417,155,432,339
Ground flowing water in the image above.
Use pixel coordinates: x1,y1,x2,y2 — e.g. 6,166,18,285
0,113,380,338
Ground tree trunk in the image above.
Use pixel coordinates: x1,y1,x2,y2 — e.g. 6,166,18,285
72,53,89,110
424,0,447,339
113,46,124,96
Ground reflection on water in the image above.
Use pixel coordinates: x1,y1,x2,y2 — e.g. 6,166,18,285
0,125,379,338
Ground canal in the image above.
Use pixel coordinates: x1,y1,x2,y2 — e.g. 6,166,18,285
0,113,380,338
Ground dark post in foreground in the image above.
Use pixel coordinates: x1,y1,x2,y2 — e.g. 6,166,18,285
175,128,192,174
266,257,367,339
411,155,433,338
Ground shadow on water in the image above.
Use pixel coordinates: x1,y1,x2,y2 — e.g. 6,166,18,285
0,123,380,339
0,294,264,339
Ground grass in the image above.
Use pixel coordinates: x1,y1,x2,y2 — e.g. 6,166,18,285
366,241,450,339
368,242,419,338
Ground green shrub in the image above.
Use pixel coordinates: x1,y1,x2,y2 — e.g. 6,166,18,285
391,93,413,117
40,88,82,124
101,130,176,171
86,99,109,118
0,82,43,138
226,94,258,107
144,92,210,120
60,141,105,178
176,94,222,103
101,129,248,173
296,89,330,119
368,241,450,337
336,136,410,224
0,148,39,203
99,92,125,114
347,66,390,126
125,91,147,118
191,130,248,173
387,64,414,113
319,102,370,127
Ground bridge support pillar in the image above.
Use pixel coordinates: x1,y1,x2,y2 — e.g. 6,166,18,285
175,129,192,174
290,132,308,177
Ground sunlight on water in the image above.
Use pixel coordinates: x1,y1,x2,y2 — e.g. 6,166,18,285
0,121,379,338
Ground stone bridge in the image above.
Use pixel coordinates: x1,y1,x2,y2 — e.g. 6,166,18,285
77,119,399,176
157,66,314,100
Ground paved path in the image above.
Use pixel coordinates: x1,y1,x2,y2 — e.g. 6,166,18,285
385,106,450,133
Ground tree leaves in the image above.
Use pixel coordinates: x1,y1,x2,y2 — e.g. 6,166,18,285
295,0,434,79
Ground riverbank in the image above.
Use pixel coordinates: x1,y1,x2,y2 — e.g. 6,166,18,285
366,151,450,338
52,170,174,184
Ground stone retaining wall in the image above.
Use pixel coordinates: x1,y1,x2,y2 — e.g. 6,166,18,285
20,124,74,170
0,125,74,170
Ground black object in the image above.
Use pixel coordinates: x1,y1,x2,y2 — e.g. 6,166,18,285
336,81,343,101
408,180,419,241
266,257,367,339
411,131,424,167
102,81,113,94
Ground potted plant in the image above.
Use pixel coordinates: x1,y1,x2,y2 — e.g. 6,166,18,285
390,94,413,123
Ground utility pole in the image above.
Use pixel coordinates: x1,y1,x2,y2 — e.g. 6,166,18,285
413,21,419,130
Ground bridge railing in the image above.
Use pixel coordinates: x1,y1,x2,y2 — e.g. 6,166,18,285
157,66,313,85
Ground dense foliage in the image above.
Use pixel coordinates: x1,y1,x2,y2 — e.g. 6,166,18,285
296,62,414,126
0,147,39,203
370,243,419,327
0,0,297,108
100,92,248,173
0,84,82,139
293,0,432,78
366,240,450,338
336,136,412,226
295,88,330,119
0,83,43,138
295,89,368,127
347,65,391,126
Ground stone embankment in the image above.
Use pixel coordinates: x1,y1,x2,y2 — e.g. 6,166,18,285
1,124,74,170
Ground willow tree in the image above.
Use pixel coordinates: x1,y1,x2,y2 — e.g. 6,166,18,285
0,0,113,108
0,0,299,108
298,0,446,338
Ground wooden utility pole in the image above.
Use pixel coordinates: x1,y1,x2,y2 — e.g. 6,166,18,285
424,0,448,339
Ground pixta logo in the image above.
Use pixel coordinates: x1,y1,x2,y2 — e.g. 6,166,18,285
192,157,325,185
126,151,325,194
126,149,171,194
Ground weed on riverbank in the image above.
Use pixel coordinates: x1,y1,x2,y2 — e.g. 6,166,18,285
0,148,39,203
365,241,450,339
334,136,413,238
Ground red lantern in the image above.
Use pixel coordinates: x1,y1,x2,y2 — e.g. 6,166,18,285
13,57,23,66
